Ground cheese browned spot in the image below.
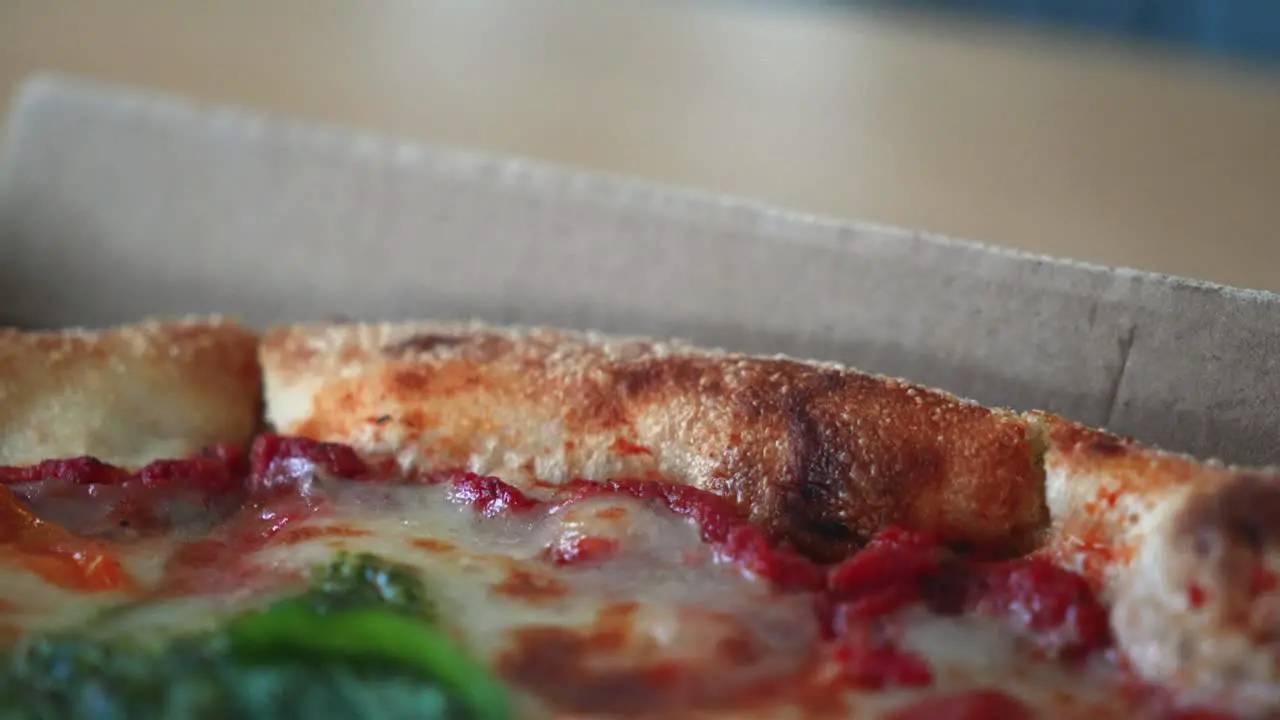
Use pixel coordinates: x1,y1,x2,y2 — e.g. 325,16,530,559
498,602,776,716
259,321,1048,561
494,567,570,604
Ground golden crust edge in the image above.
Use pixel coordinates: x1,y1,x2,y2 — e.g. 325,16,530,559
259,319,1278,553
260,319,1047,561
0,315,263,467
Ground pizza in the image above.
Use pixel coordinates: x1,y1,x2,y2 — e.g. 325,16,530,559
0,315,1274,719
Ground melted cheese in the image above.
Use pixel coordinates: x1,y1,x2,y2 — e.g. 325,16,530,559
0,474,818,716
0,467,1138,718
247,482,820,714
894,611,1123,713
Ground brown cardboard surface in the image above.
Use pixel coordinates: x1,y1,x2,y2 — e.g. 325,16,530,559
2,74,1277,467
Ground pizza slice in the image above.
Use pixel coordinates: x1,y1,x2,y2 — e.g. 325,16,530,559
0,316,1275,719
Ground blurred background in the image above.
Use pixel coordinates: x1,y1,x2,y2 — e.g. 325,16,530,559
2,0,1278,291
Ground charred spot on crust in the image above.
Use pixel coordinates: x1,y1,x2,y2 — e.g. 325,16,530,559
737,363,896,561
1176,473,1280,555
383,333,467,356
772,372,866,560
805,519,854,542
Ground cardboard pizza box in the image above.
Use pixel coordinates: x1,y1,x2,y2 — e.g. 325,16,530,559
1,73,1276,467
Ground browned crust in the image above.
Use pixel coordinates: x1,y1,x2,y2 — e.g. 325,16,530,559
260,321,1045,560
0,316,262,467
1038,414,1234,498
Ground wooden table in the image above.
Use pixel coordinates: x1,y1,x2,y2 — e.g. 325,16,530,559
3,0,1278,291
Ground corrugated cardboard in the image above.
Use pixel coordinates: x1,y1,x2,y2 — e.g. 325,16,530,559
1,74,1277,467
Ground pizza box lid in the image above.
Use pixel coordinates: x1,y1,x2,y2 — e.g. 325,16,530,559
1,73,1276,467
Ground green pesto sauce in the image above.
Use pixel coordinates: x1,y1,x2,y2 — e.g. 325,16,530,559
0,553,510,720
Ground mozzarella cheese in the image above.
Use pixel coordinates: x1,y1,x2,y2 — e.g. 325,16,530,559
0,462,1136,718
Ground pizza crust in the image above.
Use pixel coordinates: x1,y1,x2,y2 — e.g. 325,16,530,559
0,316,261,468
1037,413,1280,714
260,321,1046,561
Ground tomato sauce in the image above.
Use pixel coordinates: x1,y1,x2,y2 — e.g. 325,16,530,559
0,456,131,486
971,557,1110,658
0,445,246,493
832,625,934,690
547,478,827,591
159,436,345,595
823,527,1112,659
446,472,540,516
